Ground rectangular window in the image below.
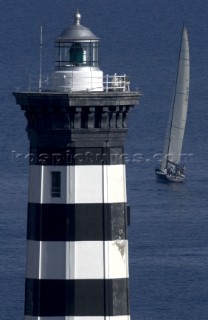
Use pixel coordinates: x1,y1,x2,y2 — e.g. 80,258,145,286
51,171,61,198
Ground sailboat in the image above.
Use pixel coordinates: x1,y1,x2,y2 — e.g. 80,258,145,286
155,27,190,183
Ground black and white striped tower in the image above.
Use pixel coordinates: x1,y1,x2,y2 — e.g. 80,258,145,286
14,10,141,320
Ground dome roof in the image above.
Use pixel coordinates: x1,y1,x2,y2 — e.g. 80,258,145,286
56,11,99,42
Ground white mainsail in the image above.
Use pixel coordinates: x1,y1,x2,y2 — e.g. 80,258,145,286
160,27,190,172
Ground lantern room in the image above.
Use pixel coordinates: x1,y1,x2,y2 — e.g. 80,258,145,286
52,10,103,92
55,11,99,69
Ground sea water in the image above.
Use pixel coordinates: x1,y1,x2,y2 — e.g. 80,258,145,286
0,0,208,319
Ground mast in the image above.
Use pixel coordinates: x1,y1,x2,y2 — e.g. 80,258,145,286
38,26,43,92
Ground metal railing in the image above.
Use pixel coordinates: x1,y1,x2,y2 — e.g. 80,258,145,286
28,73,131,92
103,74,130,92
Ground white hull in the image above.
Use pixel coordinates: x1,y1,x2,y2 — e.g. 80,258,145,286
155,168,185,183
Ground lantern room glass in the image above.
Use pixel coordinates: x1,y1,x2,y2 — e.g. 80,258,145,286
55,41,99,68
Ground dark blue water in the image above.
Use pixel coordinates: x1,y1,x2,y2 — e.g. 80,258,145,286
1,0,208,319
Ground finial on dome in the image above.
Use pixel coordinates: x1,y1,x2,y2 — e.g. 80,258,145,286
74,10,81,25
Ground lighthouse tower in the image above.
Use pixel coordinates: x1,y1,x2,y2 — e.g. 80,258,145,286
14,11,141,320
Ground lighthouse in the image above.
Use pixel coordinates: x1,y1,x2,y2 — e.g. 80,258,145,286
14,10,141,320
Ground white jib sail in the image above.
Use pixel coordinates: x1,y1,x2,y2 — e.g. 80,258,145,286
161,27,190,171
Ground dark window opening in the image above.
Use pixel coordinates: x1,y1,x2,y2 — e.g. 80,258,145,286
51,171,61,198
